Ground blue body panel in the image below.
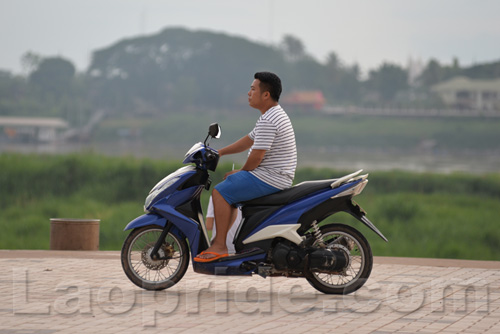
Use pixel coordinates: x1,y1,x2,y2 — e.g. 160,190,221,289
245,179,364,240
124,213,167,230
126,185,206,257
192,252,267,276
145,166,198,211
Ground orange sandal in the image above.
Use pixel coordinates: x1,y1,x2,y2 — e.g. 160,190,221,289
194,251,229,263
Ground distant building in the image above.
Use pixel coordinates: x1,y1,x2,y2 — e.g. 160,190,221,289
281,90,326,111
432,76,500,111
0,117,68,142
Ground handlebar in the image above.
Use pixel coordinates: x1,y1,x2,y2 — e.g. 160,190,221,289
205,151,215,161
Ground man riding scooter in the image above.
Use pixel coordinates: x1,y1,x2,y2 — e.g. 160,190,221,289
195,71,297,262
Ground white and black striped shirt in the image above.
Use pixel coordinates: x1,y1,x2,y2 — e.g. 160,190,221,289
248,105,297,189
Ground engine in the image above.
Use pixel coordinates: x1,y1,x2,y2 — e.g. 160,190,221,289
272,242,305,271
271,241,348,274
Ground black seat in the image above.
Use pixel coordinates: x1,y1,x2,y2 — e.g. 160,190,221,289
240,179,336,206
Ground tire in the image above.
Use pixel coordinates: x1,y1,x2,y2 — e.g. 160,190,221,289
305,224,373,295
121,225,189,290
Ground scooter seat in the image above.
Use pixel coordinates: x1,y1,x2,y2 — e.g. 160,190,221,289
240,179,336,206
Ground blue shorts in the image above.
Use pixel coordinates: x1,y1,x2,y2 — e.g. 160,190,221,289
214,171,280,205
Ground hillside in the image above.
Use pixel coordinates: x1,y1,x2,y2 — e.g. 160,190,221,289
4,27,500,121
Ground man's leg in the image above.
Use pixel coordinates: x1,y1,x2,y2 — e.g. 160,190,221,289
197,189,235,259
195,171,280,260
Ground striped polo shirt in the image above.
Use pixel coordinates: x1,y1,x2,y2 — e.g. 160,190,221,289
248,105,297,189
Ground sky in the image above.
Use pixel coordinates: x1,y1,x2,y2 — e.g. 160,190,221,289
1,0,500,76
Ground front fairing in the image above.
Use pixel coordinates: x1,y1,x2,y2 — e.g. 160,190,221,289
183,142,219,171
183,143,205,164
144,166,197,212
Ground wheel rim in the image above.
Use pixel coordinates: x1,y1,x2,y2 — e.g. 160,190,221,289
312,230,365,289
127,228,184,285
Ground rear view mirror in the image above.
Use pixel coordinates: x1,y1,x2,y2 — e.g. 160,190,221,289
208,123,221,139
204,123,221,145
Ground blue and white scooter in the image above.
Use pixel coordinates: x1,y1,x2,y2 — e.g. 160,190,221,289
121,123,387,294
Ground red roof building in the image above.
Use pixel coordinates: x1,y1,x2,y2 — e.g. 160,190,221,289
281,90,326,110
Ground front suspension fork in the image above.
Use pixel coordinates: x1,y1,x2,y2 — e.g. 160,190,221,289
150,221,172,260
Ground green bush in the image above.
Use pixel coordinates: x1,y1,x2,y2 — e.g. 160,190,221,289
1,153,499,260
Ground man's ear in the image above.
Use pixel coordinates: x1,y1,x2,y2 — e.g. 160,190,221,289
263,91,270,100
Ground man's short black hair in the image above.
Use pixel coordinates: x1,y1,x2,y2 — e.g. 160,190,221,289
254,72,282,102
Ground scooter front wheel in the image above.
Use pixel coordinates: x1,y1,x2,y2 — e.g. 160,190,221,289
121,225,189,290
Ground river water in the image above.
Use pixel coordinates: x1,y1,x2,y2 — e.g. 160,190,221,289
2,140,498,175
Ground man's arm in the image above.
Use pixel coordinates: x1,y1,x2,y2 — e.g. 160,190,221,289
241,149,266,171
219,135,253,156
224,149,266,179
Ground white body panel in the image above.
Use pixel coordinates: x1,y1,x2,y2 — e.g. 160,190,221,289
242,224,304,245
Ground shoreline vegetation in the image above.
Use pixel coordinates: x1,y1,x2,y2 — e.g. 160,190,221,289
1,152,499,261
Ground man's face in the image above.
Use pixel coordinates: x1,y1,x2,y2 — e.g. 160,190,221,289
248,79,266,109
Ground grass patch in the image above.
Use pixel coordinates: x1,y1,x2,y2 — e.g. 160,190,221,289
1,153,499,260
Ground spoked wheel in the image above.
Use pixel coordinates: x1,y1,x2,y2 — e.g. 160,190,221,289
121,225,189,290
305,224,373,295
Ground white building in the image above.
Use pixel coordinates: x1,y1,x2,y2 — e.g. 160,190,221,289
0,117,68,142
432,76,500,111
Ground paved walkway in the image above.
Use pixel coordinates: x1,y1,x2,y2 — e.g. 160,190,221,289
1,250,499,333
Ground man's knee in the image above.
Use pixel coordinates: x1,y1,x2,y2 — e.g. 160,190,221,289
212,188,222,199
213,189,229,205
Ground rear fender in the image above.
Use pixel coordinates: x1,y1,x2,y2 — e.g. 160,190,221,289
298,198,388,242
345,201,388,242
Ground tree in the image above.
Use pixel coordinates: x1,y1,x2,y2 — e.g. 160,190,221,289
280,35,306,62
418,59,443,87
20,51,42,76
461,60,500,79
324,52,361,103
417,58,465,88
0,71,30,116
326,52,342,70
29,57,76,97
367,63,408,103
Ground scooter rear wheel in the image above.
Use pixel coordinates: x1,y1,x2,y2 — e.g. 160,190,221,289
121,225,189,290
305,224,373,295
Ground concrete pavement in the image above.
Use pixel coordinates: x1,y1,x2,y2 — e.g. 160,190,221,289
1,250,499,333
